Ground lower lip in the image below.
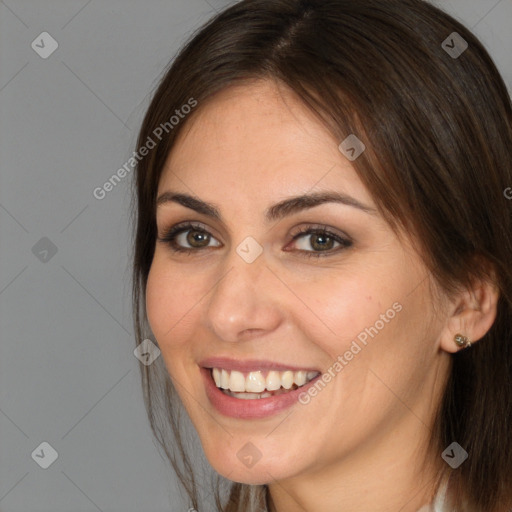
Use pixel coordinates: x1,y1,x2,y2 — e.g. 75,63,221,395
200,367,320,419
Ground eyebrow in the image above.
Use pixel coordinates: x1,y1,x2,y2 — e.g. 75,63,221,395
156,190,378,222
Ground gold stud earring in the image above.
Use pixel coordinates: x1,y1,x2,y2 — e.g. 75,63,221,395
454,333,472,349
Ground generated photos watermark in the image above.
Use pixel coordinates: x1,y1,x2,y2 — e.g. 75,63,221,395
93,97,198,200
298,301,403,405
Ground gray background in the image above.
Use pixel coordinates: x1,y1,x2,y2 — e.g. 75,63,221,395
0,1,510,511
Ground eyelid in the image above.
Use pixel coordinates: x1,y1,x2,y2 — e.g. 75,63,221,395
288,223,351,241
157,221,213,240
158,221,350,241
157,221,353,256
286,225,353,257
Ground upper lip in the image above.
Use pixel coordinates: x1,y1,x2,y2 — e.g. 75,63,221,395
199,357,321,373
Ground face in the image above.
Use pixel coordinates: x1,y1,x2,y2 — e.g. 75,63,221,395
145,80,451,486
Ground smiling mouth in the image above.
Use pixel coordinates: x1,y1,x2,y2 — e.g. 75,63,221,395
210,368,320,400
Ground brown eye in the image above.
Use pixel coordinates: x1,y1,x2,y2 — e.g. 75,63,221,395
309,233,336,251
157,222,352,258
184,229,211,248
157,222,221,253
288,226,353,258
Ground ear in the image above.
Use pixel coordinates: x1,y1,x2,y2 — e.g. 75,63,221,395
439,273,499,354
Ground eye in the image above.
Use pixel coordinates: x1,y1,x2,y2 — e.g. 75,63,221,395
157,222,221,254
157,222,352,258
287,225,353,258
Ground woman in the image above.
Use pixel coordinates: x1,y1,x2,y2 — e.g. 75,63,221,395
131,0,512,510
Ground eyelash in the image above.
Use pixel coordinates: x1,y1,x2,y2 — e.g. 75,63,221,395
157,222,353,258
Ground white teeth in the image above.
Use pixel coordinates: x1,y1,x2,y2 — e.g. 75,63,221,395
212,368,221,387
294,370,307,386
229,370,246,392
307,371,318,381
236,392,268,399
211,367,319,394
235,392,259,400
281,370,294,389
220,369,230,389
266,371,281,391
246,371,266,392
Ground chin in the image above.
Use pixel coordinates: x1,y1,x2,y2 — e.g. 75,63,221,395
210,458,289,486
201,438,301,485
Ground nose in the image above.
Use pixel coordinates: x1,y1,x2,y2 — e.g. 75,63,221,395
204,246,284,343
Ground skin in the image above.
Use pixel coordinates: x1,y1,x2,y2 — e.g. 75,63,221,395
145,79,498,512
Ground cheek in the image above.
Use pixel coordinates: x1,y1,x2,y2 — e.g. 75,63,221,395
145,257,202,347
293,269,394,354
297,260,426,392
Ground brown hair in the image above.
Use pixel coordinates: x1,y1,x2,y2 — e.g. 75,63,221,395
130,0,512,510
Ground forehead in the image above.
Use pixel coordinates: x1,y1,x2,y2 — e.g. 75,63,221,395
158,80,372,207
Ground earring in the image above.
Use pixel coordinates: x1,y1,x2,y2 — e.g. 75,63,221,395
454,333,472,349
